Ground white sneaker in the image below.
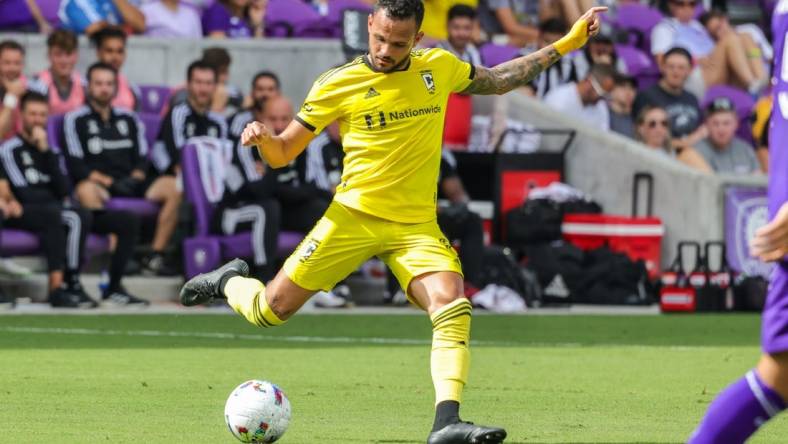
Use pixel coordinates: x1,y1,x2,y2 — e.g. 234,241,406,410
0,259,32,277
391,290,409,306
312,290,349,308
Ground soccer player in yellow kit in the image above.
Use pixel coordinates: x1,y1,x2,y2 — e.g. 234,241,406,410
181,1,605,442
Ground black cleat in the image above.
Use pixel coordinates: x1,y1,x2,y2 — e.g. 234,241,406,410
180,259,249,307
428,421,507,444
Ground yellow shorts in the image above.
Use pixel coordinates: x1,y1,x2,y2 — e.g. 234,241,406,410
283,201,463,295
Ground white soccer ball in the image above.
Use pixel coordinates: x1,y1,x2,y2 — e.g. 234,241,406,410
224,380,291,443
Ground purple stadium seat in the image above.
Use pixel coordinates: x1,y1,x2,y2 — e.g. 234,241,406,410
138,85,172,115
180,142,303,279
139,113,161,150
615,44,660,90
479,43,521,67
702,85,756,144
105,198,160,219
0,0,34,29
265,0,333,38
47,115,64,151
614,3,664,52
0,229,108,259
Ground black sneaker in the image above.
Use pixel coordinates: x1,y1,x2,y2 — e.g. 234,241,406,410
427,421,507,444
0,289,15,309
142,253,178,276
49,287,96,308
68,283,99,308
103,287,150,307
180,258,250,307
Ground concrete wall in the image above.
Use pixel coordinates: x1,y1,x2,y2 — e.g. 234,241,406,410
6,34,346,105
502,93,768,267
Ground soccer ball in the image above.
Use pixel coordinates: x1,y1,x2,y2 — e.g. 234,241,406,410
224,380,291,443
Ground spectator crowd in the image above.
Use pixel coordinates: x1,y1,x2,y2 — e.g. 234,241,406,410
0,0,777,309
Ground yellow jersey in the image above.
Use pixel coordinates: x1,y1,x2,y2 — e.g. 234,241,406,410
295,48,475,223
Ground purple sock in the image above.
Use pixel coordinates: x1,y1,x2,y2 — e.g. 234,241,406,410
689,370,786,444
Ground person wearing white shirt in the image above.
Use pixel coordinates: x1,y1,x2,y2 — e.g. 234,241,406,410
650,0,768,97
543,63,615,132
141,0,202,38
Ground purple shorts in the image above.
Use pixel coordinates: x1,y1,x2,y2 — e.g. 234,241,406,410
762,260,788,354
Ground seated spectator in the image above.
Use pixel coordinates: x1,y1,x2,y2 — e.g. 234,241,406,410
569,31,628,81
242,71,281,110
632,47,706,149
92,26,138,111
59,0,145,35
543,63,615,132
300,121,344,196
526,18,574,98
385,148,485,304
202,0,265,38
609,74,637,139
700,9,771,80
63,62,181,278
1,40,46,140
141,0,203,38
435,4,482,65
421,0,477,42
478,0,539,47
202,47,244,117
152,60,227,177
650,0,767,97
635,105,711,172
694,97,761,174
0,91,145,307
34,30,86,116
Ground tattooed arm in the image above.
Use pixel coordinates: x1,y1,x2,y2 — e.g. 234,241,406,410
463,46,562,95
462,6,607,96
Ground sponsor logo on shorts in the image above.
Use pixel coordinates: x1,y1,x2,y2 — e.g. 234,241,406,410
299,238,321,263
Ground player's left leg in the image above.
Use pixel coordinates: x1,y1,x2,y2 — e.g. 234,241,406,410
383,222,506,444
689,264,788,443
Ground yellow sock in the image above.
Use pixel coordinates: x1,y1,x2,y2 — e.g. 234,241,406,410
225,276,284,328
430,298,472,405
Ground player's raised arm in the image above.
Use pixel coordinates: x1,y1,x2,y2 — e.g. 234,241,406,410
241,119,315,168
462,6,607,96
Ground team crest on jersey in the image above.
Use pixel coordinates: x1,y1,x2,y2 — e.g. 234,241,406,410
303,103,313,112
420,70,435,94
186,123,196,137
21,151,32,166
116,119,128,136
208,127,218,137
87,119,99,135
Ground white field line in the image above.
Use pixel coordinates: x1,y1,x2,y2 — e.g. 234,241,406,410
0,326,731,350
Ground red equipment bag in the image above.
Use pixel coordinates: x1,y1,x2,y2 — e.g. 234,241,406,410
562,172,664,279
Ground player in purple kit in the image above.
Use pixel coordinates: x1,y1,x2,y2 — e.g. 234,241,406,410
688,1,788,442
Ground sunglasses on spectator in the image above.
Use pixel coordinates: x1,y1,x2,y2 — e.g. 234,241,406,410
645,119,669,128
589,76,610,99
671,0,696,7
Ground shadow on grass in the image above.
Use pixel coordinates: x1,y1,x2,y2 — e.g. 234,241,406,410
0,313,762,350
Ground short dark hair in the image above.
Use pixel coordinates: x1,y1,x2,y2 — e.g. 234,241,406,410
47,29,78,52
588,63,616,82
252,71,281,89
87,62,117,82
0,39,24,57
374,0,425,29
447,4,476,22
187,59,217,82
699,9,726,27
20,91,48,110
201,47,232,70
91,26,126,48
539,18,568,35
613,73,638,89
663,47,693,65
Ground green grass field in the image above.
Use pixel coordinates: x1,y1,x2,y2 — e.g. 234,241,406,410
0,312,786,443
